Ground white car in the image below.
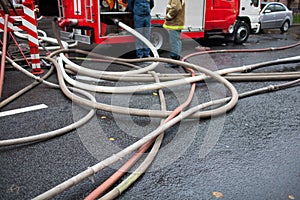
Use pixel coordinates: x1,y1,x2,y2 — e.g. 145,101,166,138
259,2,293,32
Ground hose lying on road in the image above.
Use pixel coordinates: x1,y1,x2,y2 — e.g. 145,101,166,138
63,54,300,82
2,48,299,198
51,48,300,84
32,20,240,200
33,48,300,200
98,79,300,200
86,45,300,199
0,64,54,109
84,71,171,200
33,65,239,200
1,18,299,200
0,56,96,146
85,61,197,200
13,31,78,51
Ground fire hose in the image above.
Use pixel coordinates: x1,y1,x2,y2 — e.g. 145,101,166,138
0,17,299,200
34,21,299,199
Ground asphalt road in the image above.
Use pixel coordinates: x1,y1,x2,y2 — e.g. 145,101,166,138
0,22,299,200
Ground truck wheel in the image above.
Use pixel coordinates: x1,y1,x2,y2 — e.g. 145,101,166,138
234,21,250,44
150,27,168,50
280,20,289,33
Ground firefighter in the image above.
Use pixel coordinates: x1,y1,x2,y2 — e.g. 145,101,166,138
163,0,185,66
127,0,154,59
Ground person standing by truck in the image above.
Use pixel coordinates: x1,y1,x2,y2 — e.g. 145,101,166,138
128,0,154,58
163,0,185,66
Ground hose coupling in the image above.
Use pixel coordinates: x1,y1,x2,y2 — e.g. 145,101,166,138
268,85,276,91
113,19,120,25
244,65,253,72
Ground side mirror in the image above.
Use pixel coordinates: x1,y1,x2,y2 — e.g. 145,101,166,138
264,9,271,13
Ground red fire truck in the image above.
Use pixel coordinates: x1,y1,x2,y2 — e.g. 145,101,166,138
55,0,261,49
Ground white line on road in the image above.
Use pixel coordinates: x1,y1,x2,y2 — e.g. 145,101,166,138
0,104,48,118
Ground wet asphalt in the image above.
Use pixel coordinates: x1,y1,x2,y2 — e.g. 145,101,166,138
0,19,299,200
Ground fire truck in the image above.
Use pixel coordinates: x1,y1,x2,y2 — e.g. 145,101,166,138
55,0,261,49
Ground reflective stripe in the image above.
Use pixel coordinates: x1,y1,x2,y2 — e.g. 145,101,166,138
74,0,82,15
0,18,22,31
24,4,41,70
28,34,39,46
22,19,37,33
30,54,40,60
163,24,184,30
22,8,39,47
0,4,41,71
23,6,35,19
31,63,41,69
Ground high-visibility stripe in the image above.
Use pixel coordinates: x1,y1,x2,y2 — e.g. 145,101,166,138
30,53,40,59
22,18,37,31
22,17,36,29
23,3,41,71
31,63,41,69
0,18,22,32
0,3,42,72
22,10,36,24
27,34,39,46
163,24,184,30
31,57,40,64
23,6,35,20
21,9,39,46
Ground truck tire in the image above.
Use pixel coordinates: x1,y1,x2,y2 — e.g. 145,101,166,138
234,21,250,44
150,27,168,50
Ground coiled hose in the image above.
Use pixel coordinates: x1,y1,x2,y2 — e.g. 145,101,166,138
32,20,240,200
0,17,299,200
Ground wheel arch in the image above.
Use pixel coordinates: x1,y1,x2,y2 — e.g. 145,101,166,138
233,19,250,44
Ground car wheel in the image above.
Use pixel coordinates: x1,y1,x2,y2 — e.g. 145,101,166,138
234,21,250,44
150,27,168,51
280,20,289,32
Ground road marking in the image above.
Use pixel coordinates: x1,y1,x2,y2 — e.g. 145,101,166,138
0,104,48,118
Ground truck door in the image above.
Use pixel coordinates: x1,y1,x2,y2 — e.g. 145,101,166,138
205,0,237,30
239,0,260,28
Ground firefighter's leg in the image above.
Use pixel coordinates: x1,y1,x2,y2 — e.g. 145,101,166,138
143,15,151,57
165,30,182,67
169,30,182,60
134,15,145,58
